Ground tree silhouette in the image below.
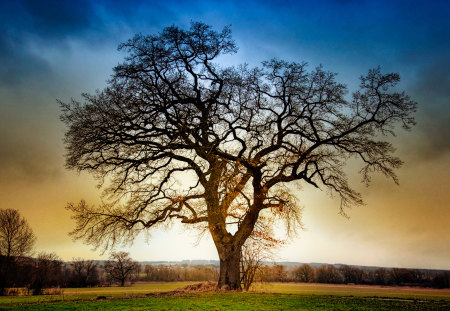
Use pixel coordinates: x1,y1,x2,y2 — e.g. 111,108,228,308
103,251,139,286
61,22,416,290
0,209,36,295
71,258,99,287
30,252,62,295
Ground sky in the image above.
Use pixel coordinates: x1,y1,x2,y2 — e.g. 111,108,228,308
0,0,449,269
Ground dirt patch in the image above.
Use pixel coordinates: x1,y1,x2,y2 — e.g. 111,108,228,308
144,282,233,297
178,282,218,292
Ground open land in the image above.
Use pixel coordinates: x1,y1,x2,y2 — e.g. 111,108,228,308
1,282,449,310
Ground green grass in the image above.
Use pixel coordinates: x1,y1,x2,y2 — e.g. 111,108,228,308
1,282,450,310
2,292,450,310
0,282,192,306
255,282,450,301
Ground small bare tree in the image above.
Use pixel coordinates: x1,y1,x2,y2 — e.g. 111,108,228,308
71,258,99,287
240,225,286,291
240,241,269,290
103,251,139,286
0,209,36,295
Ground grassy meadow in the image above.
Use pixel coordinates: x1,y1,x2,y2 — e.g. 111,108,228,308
1,282,449,310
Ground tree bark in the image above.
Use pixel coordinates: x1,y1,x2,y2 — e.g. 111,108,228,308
217,244,242,290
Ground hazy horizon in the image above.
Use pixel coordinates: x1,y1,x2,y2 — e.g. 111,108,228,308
1,0,449,270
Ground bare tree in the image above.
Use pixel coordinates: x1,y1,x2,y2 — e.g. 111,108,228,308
339,264,365,284
0,209,36,259
0,209,36,295
71,258,99,287
316,265,344,284
373,267,390,285
103,251,139,286
30,252,62,295
240,225,283,290
294,264,315,283
240,241,269,291
61,22,416,290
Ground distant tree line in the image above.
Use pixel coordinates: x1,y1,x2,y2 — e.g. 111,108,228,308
140,264,219,282
0,208,448,294
4,207,447,294
256,264,450,288
1,256,449,295
0,253,220,295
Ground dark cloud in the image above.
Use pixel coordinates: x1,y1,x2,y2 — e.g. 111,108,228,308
0,0,100,85
409,57,450,159
1,0,98,41
1,0,176,44
414,59,450,107
0,35,52,86
0,0,176,86
94,0,176,27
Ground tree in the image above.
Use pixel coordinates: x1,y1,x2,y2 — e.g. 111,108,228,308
373,267,390,285
390,268,414,285
432,271,450,289
30,252,62,295
315,265,344,284
103,251,139,286
61,22,416,290
0,209,36,295
339,265,365,284
272,264,288,282
240,238,276,290
294,264,315,283
70,258,99,287
239,219,284,290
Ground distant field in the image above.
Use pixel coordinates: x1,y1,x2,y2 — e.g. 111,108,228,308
256,282,450,300
1,282,449,310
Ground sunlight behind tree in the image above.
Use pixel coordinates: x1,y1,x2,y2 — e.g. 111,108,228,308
61,22,416,290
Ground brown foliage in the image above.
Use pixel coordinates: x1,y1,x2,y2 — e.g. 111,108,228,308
294,264,315,283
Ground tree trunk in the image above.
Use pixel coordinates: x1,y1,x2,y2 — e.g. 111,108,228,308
217,244,241,290
0,256,11,296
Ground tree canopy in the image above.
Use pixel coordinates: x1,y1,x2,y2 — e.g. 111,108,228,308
0,208,36,258
104,251,139,286
61,22,416,289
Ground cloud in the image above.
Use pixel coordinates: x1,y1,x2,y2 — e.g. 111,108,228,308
0,130,63,183
0,0,100,86
2,0,98,40
0,36,51,86
0,0,179,86
408,57,450,159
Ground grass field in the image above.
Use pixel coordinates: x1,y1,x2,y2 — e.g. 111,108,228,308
257,282,450,300
1,282,449,310
0,283,191,305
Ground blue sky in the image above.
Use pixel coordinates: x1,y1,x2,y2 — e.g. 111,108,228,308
1,0,449,268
